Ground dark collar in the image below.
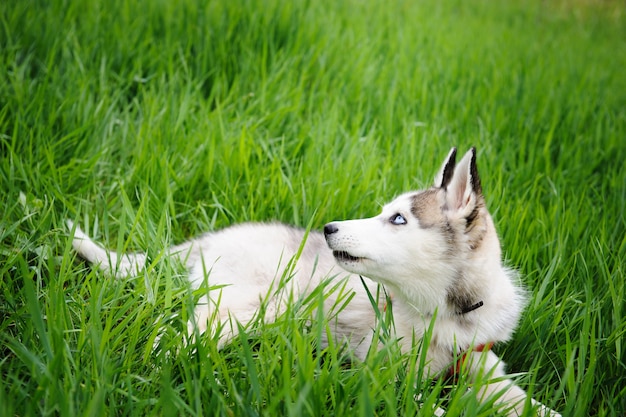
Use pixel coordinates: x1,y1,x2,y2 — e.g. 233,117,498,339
458,300,484,315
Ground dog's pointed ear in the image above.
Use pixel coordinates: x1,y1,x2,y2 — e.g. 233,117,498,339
445,147,483,216
434,147,457,189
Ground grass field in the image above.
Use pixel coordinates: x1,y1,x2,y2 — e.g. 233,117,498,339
1,0,625,415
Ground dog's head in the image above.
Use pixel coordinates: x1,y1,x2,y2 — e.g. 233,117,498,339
324,147,500,310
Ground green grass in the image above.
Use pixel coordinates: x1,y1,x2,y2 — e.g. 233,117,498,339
1,0,625,415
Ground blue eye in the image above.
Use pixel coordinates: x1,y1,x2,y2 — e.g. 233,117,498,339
390,214,407,225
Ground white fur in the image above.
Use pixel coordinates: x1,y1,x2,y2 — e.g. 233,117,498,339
68,148,560,417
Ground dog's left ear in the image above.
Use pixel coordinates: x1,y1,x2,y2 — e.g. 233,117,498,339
434,147,457,189
444,147,483,217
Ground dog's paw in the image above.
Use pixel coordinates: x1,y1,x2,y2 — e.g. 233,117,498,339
414,393,446,416
535,402,562,417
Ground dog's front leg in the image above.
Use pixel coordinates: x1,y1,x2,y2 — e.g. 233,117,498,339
466,350,562,417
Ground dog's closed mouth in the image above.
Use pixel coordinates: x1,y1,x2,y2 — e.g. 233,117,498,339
333,250,363,262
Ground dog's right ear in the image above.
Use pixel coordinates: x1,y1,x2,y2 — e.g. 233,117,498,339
444,147,483,218
434,147,457,189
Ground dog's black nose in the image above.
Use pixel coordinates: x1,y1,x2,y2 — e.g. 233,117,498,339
324,223,339,236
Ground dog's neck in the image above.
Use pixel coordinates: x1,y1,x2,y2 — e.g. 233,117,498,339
382,285,484,319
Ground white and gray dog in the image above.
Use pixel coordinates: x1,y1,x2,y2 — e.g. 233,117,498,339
69,147,560,416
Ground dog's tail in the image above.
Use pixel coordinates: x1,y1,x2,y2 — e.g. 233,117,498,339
66,220,194,279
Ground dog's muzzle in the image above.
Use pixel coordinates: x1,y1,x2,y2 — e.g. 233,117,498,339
324,223,363,263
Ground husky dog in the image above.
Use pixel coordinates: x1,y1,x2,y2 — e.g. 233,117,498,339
68,148,560,416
